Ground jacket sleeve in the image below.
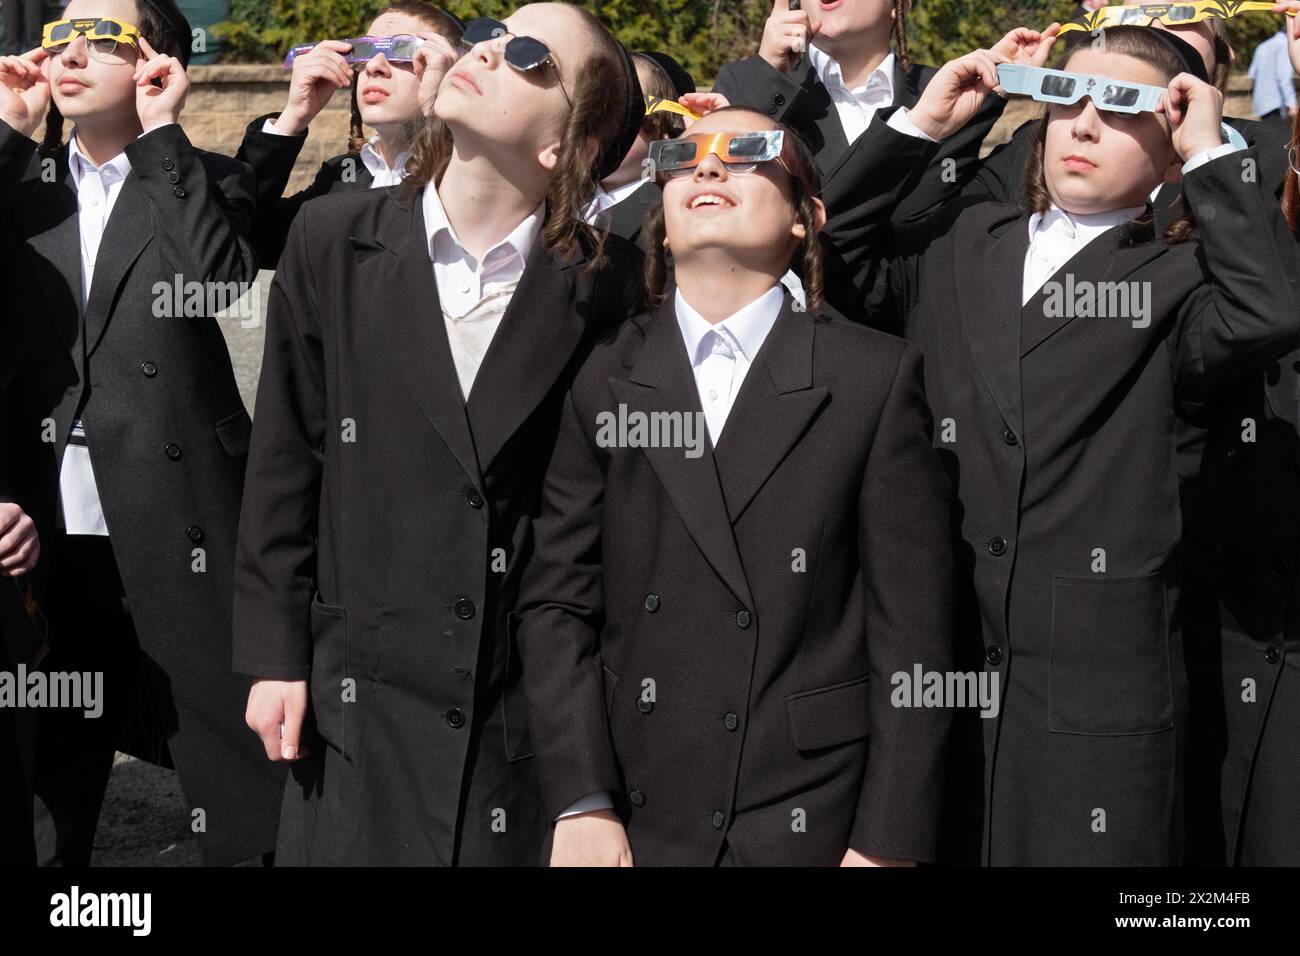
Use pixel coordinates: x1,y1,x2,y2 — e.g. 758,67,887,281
851,343,954,862
514,383,622,822
1173,146,1300,416
231,209,327,679
0,117,38,205
124,122,259,284
711,57,809,128
816,111,940,323
235,111,340,269
892,92,1007,224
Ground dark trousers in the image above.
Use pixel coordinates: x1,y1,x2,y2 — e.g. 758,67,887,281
1259,107,1294,124
1,0,43,56
31,533,158,867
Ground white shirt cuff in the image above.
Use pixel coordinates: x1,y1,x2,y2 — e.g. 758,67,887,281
886,107,937,143
262,116,298,137
1182,141,1244,175
556,791,614,820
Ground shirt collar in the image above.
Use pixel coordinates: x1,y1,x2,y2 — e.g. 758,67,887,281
1026,202,1147,244
422,182,545,267
359,135,411,179
67,132,132,188
586,178,650,222
674,284,785,366
807,46,895,100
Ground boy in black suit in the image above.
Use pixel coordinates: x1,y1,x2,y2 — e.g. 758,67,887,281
0,0,283,865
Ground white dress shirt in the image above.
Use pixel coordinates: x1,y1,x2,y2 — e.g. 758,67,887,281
806,46,896,145
263,119,410,187
59,133,133,537
422,183,544,398
674,285,784,447
555,284,785,822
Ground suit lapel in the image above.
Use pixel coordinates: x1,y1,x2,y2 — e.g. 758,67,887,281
712,296,828,523
360,191,482,485
1019,217,1168,358
892,59,923,110
465,232,590,475
609,300,754,610
21,153,82,356
800,61,850,171
83,173,153,357
603,182,660,243
955,210,1028,435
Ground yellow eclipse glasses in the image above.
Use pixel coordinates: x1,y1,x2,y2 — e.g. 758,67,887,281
1060,1,1295,34
42,17,141,56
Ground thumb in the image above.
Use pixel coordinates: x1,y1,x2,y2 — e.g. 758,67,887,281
280,691,304,759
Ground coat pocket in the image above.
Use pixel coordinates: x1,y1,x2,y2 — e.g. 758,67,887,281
502,612,535,762
1049,574,1174,735
786,674,872,752
214,408,252,458
309,593,350,758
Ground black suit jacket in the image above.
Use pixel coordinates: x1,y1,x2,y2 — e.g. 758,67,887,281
848,148,1300,864
235,112,374,269
0,118,285,866
232,185,644,865
712,54,1006,225
515,291,954,866
597,180,662,248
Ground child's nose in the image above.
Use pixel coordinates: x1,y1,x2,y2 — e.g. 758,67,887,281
365,52,391,75
61,34,89,66
693,153,728,179
1073,99,1103,139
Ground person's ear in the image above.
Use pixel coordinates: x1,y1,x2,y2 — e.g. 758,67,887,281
790,196,827,241
538,142,561,172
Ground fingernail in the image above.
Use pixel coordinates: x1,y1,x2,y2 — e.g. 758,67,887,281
283,745,297,759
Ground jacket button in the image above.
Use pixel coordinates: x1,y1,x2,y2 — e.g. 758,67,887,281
1001,427,1018,446
1226,448,1241,464
724,712,739,732
629,789,645,807
466,488,484,509
766,103,778,115
173,186,187,198
1272,560,1289,577
445,707,466,729
164,442,182,461
167,171,180,184
1265,646,1281,664
162,157,175,170
141,360,157,377
711,811,725,829
186,525,204,544
637,698,653,714
988,536,1007,556
773,93,786,106
736,609,752,629
644,593,660,613
454,598,476,620
986,645,1002,665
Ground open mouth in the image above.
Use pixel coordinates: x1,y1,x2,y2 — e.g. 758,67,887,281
688,192,736,211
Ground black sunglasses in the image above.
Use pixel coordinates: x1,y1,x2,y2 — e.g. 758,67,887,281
460,17,572,107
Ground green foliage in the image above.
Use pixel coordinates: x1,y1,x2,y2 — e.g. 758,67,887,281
210,0,1289,84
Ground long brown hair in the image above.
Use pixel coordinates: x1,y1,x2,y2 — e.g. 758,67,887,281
1283,110,1300,238
1020,26,1196,244
403,5,631,270
348,1,463,154
892,0,910,73
643,107,825,314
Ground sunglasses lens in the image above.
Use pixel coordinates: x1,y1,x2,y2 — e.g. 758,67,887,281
505,36,550,72
100,19,122,36
726,135,772,161
463,18,507,45
392,38,420,60
1101,84,1140,108
49,22,72,43
1039,74,1076,100
657,140,698,170
1168,5,1198,22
